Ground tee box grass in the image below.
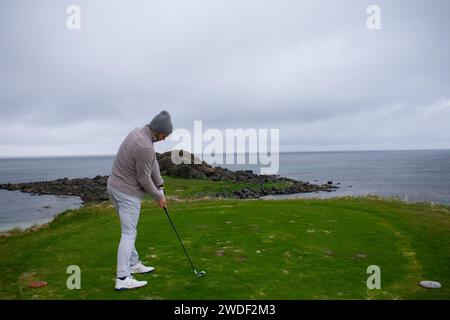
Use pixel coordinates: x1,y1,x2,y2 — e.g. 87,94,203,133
0,176,449,299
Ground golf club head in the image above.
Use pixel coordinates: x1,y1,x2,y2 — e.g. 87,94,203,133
195,270,206,277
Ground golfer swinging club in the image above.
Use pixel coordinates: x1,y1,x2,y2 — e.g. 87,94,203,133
107,110,173,290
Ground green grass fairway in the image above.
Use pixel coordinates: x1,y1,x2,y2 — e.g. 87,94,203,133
0,194,449,299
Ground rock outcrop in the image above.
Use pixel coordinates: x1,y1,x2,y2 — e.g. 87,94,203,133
0,151,338,202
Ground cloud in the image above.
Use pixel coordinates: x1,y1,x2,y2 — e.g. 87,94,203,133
0,0,449,156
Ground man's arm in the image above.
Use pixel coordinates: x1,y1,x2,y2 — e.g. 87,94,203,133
135,148,164,201
151,156,164,188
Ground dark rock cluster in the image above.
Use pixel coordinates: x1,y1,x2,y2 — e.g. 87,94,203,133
0,175,110,203
0,151,338,202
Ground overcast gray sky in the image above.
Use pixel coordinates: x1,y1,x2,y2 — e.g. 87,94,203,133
0,0,449,156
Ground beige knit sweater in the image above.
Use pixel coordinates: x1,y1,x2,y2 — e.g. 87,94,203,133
107,125,164,200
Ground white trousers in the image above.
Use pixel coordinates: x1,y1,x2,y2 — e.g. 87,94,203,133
107,184,142,278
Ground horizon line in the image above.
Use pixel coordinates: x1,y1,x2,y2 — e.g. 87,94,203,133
0,147,449,159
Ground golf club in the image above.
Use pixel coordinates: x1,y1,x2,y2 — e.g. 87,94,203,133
163,206,206,278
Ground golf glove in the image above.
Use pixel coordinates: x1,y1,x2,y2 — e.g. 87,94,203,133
158,186,165,197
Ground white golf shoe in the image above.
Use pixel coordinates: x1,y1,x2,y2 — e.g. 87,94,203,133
115,276,147,290
130,262,155,274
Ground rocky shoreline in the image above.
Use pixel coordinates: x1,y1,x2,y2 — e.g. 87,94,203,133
0,151,339,202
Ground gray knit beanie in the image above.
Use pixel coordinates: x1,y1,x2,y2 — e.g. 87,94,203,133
149,110,173,134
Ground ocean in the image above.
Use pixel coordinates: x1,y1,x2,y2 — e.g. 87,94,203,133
0,156,112,232
0,150,449,231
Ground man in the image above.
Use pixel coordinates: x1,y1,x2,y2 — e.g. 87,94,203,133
107,110,173,290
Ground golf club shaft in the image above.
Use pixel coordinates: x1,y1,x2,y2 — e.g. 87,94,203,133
163,206,196,273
